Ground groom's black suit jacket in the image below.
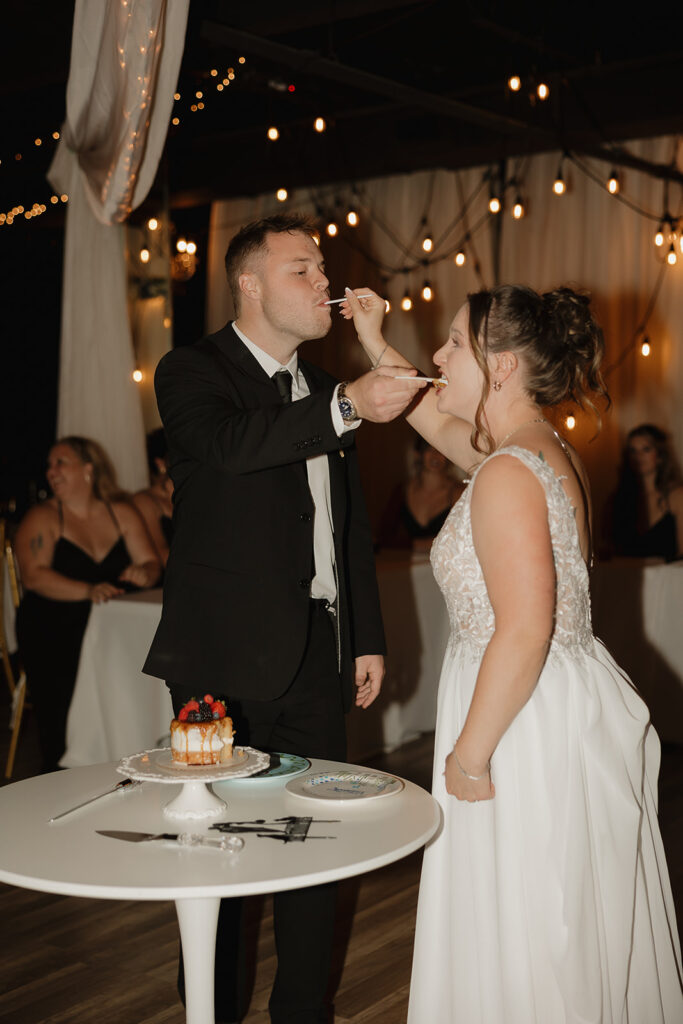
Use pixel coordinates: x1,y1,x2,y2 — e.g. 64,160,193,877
143,322,385,709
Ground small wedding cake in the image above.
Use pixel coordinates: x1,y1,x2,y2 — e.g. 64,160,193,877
170,696,235,766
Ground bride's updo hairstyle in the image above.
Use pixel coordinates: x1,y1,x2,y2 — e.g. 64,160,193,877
467,285,609,454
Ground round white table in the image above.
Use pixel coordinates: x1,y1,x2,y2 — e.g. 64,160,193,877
0,758,441,1024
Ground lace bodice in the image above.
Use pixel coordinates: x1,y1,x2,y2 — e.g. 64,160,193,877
431,446,593,659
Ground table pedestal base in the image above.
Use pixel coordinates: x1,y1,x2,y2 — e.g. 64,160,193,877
175,895,221,1024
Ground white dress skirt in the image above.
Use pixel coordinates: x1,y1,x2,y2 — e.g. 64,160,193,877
408,447,683,1023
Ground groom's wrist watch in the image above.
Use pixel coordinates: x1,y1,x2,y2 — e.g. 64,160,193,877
337,381,360,423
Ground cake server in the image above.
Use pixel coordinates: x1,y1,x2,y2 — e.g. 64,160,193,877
48,778,141,823
97,830,244,850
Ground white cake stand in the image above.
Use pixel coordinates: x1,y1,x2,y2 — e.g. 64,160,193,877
117,747,270,819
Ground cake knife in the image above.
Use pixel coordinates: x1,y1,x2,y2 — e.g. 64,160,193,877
48,778,141,823
97,830,244,850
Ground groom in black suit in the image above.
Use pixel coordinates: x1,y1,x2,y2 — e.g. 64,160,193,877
144,214,422,1023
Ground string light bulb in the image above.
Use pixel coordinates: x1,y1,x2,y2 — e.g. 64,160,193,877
654,223,665,247
422,225,433,252
640,337,651,357
565,414,576,430
346,209,358,227
132,369,144,383
176,238,187,252
552,166,566,195
140,248,150,263
537,81,550,101
401,291,413,312
186,241,197,255
276,188,288,202
454,250,466,267
667,243,677,266
512,195,525,219
267,126,279,141
488,195,501,214
326,221,338,237
314,117,326,133
147,217,158,231
508,74,521,92
607,170,620,194
421,281,433,302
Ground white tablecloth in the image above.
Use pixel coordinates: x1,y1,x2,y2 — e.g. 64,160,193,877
62,553,450,768
591,560,683,744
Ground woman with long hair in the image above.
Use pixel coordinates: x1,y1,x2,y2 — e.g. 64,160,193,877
15,436,160,771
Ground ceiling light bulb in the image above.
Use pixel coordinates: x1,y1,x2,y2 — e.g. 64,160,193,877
454,250,466,267
565,414,576,430
654,225,664,247
421,282,433,302
326,222,338,237
512,196,524,219
607,171,620,194
667,244,677,266
401,292,412,312
488,196,501,214
276,188,288,202
422,234,433,253
552,172,566,196
508,75,521,92
176,238,187,252
132,369,144,383
140,248,150,263
147,217,158,231
186,241,197,255
346,210,358,227
537,82,550,100
640,339,651,357
267,126,279,141
314,117,326,133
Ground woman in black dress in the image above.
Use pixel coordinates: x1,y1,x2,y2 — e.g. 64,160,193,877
15,436,160,771
611,424,683,561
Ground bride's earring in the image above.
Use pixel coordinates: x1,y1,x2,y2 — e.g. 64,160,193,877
492,380,502,392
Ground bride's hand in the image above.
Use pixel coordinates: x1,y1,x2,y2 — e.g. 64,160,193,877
444,746,495,802
339,287,386,342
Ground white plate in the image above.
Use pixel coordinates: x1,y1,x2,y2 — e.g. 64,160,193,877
117,746,270,784
286,770,404,802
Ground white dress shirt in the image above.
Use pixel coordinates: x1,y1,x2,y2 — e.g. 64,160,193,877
232,323,359,604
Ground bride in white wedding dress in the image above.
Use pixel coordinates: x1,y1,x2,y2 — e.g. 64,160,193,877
341,284,683,1023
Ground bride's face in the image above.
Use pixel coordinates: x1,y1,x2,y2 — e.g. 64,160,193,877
433,304,487,421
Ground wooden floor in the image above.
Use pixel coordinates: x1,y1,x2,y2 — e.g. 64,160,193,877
1,687,681,1024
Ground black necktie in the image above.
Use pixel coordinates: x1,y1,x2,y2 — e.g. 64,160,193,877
274,368,293,404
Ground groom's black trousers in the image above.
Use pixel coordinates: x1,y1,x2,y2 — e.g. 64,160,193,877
169,598,347,1023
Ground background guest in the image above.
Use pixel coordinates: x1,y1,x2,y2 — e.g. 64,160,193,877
610,424,683,561
15,436,160,772
132,427,174,568
377,434,464,551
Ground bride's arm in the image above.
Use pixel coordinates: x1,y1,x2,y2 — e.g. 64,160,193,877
341,288,482,471
445,455,556,801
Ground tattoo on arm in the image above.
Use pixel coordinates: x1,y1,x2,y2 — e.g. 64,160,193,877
29,533,44,558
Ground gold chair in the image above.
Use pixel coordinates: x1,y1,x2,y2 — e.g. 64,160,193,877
1,519,27,778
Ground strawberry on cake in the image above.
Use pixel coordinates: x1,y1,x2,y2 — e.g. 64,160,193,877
170,695,235,765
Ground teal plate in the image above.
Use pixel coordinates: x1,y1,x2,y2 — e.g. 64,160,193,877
230,752,311,782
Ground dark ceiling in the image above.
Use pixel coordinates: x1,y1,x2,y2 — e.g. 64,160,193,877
2,0,683,216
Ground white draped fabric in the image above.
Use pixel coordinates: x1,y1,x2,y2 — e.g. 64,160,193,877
48,0,189,490
206,135,683,528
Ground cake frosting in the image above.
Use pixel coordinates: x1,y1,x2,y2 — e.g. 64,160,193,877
170,695,235,765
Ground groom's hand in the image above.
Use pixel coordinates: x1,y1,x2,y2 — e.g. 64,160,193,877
346,367,426,423
354,654,385,708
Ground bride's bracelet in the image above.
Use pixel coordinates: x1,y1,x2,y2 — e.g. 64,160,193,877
371,342,389,370
453,746,490,781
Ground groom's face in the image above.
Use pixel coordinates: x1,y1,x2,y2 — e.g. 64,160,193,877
253,230,332,343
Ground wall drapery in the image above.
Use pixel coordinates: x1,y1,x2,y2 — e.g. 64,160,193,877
205,135,683,532
48,0,189,491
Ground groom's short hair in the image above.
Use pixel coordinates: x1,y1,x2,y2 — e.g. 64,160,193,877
225,213,319,314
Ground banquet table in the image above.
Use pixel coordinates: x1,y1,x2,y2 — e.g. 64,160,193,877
62,552,450,768
0,756,441,1024
591,559,683,743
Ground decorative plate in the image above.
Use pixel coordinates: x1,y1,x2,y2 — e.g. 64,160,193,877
285,770,404,802
230,752,311,782
117,746,270,784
